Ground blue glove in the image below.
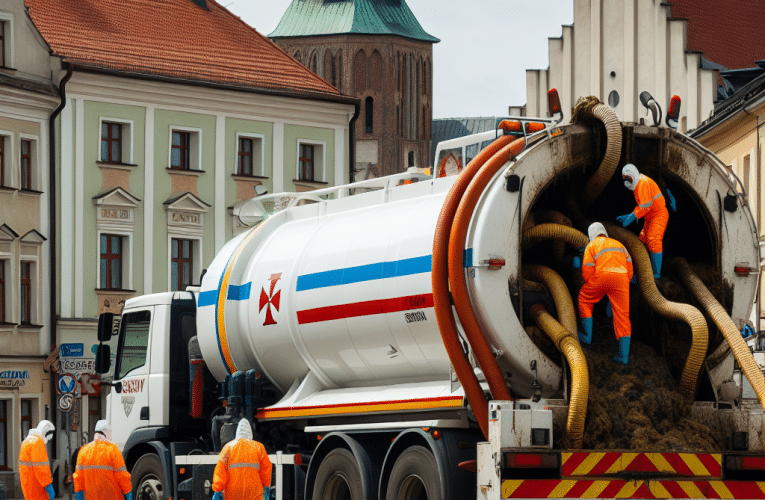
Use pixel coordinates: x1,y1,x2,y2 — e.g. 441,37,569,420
264,487,270,500
45,484,55,500
616,213,637,227
212,492,223,500
573,256,581,269
75,492,84,500
666,189,677,212
124,492,132,500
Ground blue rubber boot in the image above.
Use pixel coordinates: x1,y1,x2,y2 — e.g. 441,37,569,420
578,317,593,345
606,300,612,318
613,336,631,365
649,252,663,279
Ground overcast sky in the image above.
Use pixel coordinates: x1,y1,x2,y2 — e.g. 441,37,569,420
227,1,574,119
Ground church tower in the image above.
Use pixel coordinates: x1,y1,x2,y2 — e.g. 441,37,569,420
270,0,439,178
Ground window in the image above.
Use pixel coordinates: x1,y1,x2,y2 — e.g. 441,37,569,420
743,154,751,194
88,395,101,441
21,399,31,441
20,139,31,190
0,21,6,68
100,234,123,289
115,310,151,380
20,261,31,324
101,122,122,163
0,400,7,470
365,97,374,134
0,134,5,186
299,144,314,181
238,138,253,176
171,238,194,291
235,135,263,177
171,131,190,170
0,260,5,323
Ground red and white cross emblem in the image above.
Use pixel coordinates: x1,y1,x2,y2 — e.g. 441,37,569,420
259,273,282,326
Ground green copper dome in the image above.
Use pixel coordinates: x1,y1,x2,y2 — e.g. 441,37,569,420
269,0,439,43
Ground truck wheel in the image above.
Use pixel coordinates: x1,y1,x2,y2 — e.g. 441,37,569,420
132,454,165,500
385,446,441,500
312,448,363,500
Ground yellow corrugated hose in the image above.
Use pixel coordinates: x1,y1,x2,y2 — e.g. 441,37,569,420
604,223,708,401
670,257,765,411
530,303,589,449
522,223,589,252
523,264,578,335
524,211,574,265
570,96,623,207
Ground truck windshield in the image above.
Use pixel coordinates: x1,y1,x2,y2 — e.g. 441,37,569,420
115,310,151,380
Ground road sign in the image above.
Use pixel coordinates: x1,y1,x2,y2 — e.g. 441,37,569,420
57,373,77,394
58,393,74,413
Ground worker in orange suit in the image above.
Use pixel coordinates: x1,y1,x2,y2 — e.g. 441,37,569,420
575,223,633,364
616,164,676,279
212,419,272,500
74,420,132,500
19,420,56,500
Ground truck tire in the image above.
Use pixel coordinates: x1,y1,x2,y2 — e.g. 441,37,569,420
385,446,441,500
312,448,363,500
132,454,165,500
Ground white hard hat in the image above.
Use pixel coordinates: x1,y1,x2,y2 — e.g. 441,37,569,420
235,419,253,441
94,420,112,442
622,164,640,191
36,420,55,444
588,222,608,242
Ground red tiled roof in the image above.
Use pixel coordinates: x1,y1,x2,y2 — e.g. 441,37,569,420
24,0,351,102
669,0,765,70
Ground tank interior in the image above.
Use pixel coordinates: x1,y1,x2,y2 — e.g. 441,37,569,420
519,122,739,451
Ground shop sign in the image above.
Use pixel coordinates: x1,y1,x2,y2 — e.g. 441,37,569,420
60,343,84,357
0,369,29,387
59,358,96,377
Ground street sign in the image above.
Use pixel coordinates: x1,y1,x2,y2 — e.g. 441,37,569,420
57,373,77,394
58,393,74,413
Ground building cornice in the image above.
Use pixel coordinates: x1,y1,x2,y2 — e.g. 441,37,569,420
64,72,356,128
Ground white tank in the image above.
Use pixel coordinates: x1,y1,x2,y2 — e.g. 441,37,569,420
197,123,760,399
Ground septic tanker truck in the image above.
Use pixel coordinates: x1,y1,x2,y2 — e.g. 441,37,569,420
94,91,765,500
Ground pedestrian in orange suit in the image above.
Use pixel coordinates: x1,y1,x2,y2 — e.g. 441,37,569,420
19,420,56,500
576,223,633,364
616,164,676,279
212,419,272,500
74,420,132,500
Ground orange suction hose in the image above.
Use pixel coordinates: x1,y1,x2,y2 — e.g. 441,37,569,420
448,138,527,404
433,134,514,439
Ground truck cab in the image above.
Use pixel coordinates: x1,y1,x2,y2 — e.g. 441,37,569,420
99,291,217,499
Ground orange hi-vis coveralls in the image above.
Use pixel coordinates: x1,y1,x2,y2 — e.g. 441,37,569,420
74,439,132,500
212,432,272,500
578,235,633,339
631,174,669,253
19,433,53,500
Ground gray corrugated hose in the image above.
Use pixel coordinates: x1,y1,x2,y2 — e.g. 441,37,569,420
530,304,588,449
669,257,765,411
604,223,707,401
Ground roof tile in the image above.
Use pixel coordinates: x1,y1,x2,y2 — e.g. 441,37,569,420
24,0,351,101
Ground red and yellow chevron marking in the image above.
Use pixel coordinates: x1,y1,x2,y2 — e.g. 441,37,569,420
562,452,722,478
501,479,765,498
256,395,463,419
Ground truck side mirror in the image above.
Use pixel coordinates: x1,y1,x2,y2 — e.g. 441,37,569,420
98,312,114,341
95,344,111,374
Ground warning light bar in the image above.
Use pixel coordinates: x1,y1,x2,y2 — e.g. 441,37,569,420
667,95,681,129
548,89,562,115
505,452,559,469
734,264,758,277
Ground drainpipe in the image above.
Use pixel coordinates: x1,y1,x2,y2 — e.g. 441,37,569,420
48,63,72,486
349,102,360,183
